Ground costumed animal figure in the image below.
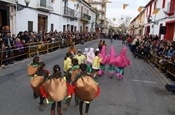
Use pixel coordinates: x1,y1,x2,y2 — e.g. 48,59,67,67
71,63,100,115
63,59,80,111
108,46,117,78
74,49,86,65
30,62,50,111
27,56,40,99
98,45,108,75
110,47,131,79
40,65,67,115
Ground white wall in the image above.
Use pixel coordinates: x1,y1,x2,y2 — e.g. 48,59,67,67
16,8,38,33
7,0,96,34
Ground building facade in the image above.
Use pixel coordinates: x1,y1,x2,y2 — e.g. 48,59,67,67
86,0,107,33
129,9,145,36
130,0,175,41
0,0,97,35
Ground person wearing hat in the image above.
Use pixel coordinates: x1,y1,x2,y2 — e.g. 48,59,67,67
74,49,86,65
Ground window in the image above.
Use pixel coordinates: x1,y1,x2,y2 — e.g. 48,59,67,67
63,25,66,32
40,0,46,7
74,26,76,32
51,24,54,32
28,21,33,32
149,4,152,16
80,26,82,32
162,0,166,8
154,1,157,10
71,25,73,32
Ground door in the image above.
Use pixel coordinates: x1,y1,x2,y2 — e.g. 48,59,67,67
38,15,48,33
166,23,175,40
40,0,46,7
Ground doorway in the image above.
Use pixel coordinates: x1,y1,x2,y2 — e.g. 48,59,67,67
38,15,48,33
0,4,10,29
166,20,175,41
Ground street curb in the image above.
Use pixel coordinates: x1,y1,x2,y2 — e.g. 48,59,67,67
148,62,174,85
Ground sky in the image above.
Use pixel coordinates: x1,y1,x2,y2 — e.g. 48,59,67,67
106,0,149,25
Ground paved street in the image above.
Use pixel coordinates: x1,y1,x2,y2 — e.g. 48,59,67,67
0,39,175,115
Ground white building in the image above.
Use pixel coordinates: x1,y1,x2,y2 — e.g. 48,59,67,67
61,0,97,32
86,0,107,33
143,0,175,41
0,0,97,35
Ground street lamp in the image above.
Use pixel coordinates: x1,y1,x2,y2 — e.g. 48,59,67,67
15,0,30,11
24,0,30,7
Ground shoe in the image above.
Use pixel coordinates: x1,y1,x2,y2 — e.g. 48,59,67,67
75,102,79,106
38,105,43,111
50,110,55,115
57,107,62,115
63,104,68,111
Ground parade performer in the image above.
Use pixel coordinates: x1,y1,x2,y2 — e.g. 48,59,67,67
71,63,100,115
110,47,131,79
98,40,103,51
64,58,80,110
74,49,86,65
92,51,102,79
108,46,117,78
98,45,108,76
68,44,76,55
40,65,67,115
64,52,73,73
27,56,40,99
86,48,95,74
30,62,50,111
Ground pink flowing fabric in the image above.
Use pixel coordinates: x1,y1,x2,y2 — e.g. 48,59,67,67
110,47,131,67
99,46,108,64
108,46,117,64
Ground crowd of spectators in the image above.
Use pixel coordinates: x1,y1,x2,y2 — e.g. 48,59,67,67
0,29,99,67
126,34,175,64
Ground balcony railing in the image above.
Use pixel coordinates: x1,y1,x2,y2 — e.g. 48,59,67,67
63,7,76,17
81,13,91,21
88,0,107,4
37,0,53,12
0,0,15,4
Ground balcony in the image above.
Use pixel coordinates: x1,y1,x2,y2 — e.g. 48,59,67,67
99,14,105,20
63,7,78,20
37,0,53,12
0,0,15,4
96,8,106,14
88,0,107,4
81,13,91,22
164,0,175,16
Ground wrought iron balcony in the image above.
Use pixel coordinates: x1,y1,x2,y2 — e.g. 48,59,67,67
88,0,107,4
63,7,78,20
81,13,91,22
0,0,15,4
37,0,53,12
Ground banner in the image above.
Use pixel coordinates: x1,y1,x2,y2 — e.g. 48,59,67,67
137,6,143,12
152,8,160,14
123,4,129,9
